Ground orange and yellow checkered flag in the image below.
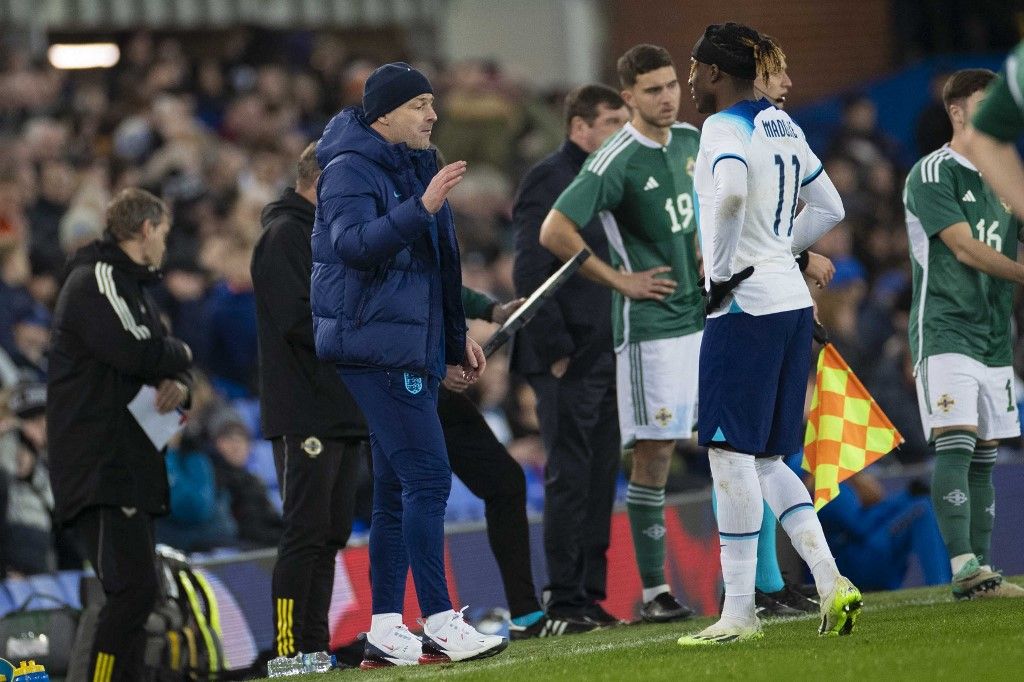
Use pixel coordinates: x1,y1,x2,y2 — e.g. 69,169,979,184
802,343,903,510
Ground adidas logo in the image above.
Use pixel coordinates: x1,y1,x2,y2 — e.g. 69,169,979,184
643,176,660,191
963,190,976,202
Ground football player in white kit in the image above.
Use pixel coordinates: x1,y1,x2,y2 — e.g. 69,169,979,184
678,22,861,645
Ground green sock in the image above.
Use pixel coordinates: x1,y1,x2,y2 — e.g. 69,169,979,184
968,445,997,565
931,431,976,559
626,483,667,589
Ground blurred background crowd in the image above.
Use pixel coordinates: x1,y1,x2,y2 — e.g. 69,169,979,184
1,0,1023,578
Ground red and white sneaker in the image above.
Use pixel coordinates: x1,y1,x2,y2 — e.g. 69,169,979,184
360,623,422,669
419,607,508,663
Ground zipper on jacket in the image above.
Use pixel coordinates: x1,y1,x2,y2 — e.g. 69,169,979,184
355,266,388,328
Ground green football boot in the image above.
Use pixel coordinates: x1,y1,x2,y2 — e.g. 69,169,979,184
817,576,862,637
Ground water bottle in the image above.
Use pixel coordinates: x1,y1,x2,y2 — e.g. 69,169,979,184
266,654,304,678
301,651,336,673
267,651,336,677
10,660,49,682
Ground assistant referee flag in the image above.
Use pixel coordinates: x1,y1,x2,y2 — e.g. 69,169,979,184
802,343,903,510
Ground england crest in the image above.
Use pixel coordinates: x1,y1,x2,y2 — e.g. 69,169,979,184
404,372,423,395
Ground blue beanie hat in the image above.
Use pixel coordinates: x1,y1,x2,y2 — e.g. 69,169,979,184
362,62,433,122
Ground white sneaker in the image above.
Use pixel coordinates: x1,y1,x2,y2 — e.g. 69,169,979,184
360,623,422,669
419,607,509,663
677,617,763,646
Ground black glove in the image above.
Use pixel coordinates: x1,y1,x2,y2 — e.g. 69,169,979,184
706,266,754,315
812,319,831,344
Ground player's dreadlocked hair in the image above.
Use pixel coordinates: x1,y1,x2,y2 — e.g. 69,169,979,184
755,32,788,79
692,22,786,84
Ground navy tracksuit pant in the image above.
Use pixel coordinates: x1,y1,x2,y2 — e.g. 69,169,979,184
339,368,452,617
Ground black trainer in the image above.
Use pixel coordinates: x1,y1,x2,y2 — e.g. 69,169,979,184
774,583,819,611
640,592,694,623
755,589,806,618
509,614,599,640
585,603,628,627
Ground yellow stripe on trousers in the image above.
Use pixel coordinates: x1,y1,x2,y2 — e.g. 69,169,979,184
93,652,114,682
277,597,295,656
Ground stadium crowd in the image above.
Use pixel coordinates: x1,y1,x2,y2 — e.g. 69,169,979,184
0,27,1019,581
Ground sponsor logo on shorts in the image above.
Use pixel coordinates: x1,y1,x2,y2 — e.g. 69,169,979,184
937,394,955,413
943,489,968,506
404,372,423,395
302,436,323,457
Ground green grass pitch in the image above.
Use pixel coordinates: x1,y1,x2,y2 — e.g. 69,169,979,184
257,578,1024,680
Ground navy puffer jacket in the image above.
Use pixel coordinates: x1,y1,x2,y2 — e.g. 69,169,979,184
311,107,467,375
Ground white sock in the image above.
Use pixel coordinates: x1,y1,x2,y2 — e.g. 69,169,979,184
754,456,839,596
642,584,670,603
425,609,454,633
951,553,976,575
370,612,402,639
709,448,762,623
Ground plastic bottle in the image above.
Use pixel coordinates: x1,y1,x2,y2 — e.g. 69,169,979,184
266,651,337,677
11,661,49,682
301,651,336,673
266,653,304,678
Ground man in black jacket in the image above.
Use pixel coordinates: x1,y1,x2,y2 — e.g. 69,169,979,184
47,188,193,682
511,84,628,625
252,143,369,661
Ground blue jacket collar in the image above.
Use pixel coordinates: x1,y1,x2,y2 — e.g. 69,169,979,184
316,106,438,174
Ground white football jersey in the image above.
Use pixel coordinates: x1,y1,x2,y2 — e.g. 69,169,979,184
694,98,824,317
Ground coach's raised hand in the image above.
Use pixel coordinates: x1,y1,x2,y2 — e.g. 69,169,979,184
422,160,468,214
615,265,677,301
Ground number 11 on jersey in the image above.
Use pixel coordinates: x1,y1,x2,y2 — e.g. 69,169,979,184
773,154,801,237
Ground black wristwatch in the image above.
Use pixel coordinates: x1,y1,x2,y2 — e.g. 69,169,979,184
796,251,810,272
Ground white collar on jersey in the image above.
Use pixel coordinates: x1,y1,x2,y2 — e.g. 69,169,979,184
942,143,978,172
624,121,670,149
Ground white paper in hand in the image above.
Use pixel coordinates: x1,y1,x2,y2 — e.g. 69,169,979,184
128,385,185,450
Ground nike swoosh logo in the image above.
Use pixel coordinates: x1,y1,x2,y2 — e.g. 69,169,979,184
435,636,447,643
393,191,401,198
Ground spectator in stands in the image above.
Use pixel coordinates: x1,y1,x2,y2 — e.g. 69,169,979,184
47,188,194,682
915,72,954,157
817,471,950,590
7,301,50,383
26,158,77,278
0,382,55,576
0,239,33,361
200,234,258,399
827,93,905,172
206,408,283,548
157,430,239,552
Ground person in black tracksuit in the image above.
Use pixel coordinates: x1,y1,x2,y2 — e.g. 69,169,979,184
47,189,193,682
510,85,629,625
252,144,369,658
441,289,566,638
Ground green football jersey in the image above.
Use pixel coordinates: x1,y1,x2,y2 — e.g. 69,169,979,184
552,121,704,348
904,145,1019,368
972,40,1024,142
